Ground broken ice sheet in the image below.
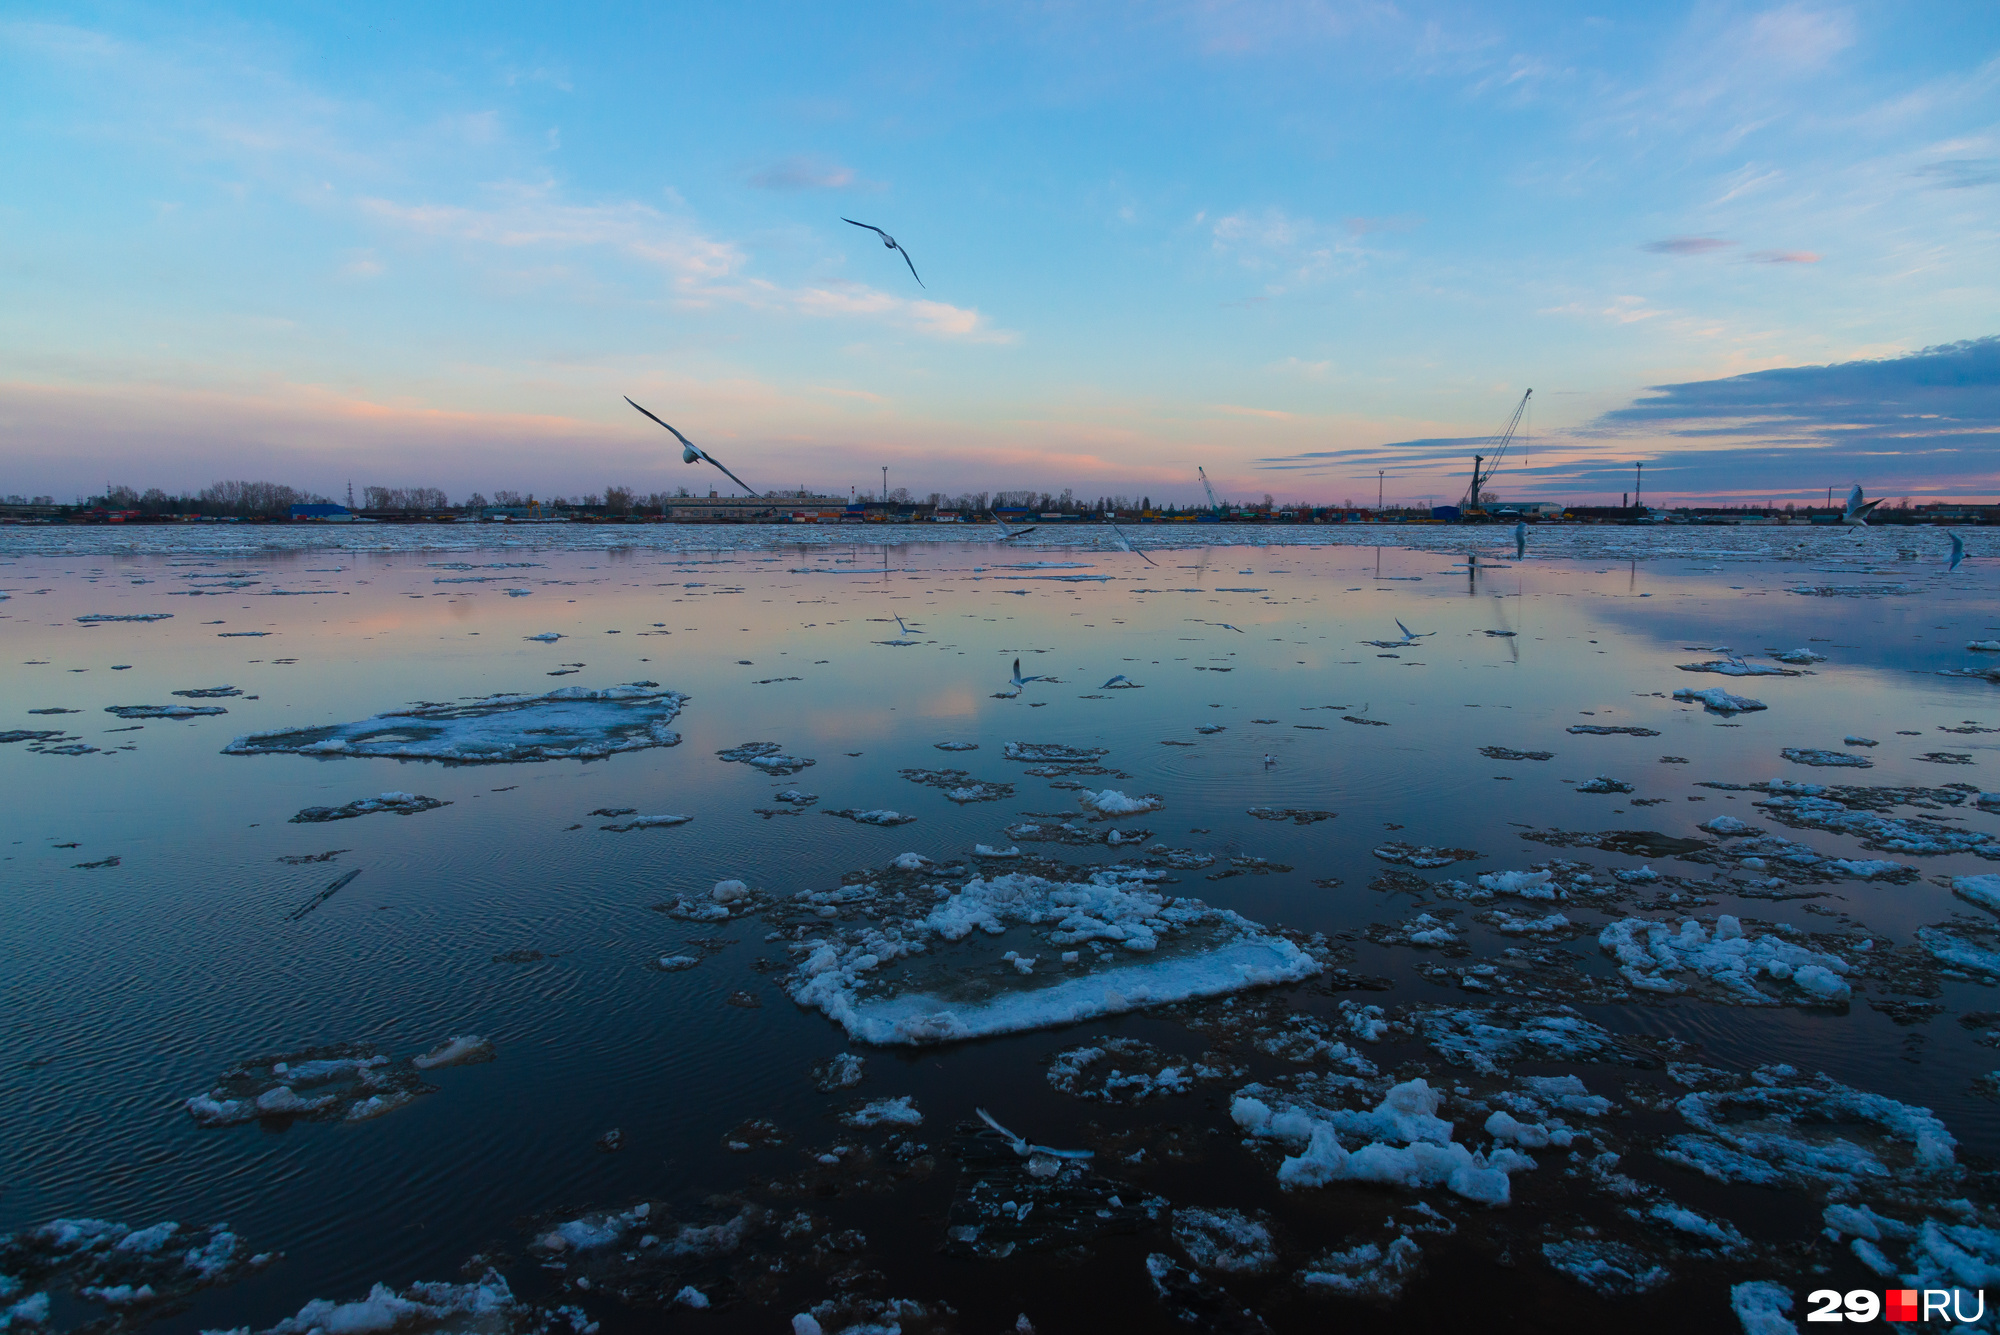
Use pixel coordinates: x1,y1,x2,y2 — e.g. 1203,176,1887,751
780,864,1322,1045
223,684,686,763
1045,1038,1241,1103
106,704,228,719
0,1216,273,1328
715,741,815,775
184,1035,492,1128
290,792,450,823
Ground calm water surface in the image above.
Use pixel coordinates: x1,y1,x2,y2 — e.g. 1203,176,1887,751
3,538,1997,1333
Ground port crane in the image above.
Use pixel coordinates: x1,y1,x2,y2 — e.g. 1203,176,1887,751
1461,389,1532,520
1197,466,1223,515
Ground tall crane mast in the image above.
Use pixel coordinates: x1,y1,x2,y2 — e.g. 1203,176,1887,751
1463,389,1532,515
1197,466,1223,513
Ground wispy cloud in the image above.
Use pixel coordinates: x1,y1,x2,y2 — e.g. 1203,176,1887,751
1747,249,1821,264
1643,236,1734,255
359,186,745,281
1209,207,1368,290
747,155,863,190
1911,158,2000,189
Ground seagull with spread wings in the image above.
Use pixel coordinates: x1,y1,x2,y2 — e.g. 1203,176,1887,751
1842,484,1883,528
842,218,924,287
991,510,1039,541
1106,517,1158,566
623,398,761,496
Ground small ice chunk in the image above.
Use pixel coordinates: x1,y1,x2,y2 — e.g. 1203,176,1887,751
1731,1281,1796,1335
1078,789,1164,817
412,1035,494,1070
841,1096,922,1127
1673,687,1766,714
712,879,751,903
674,1286,709,1308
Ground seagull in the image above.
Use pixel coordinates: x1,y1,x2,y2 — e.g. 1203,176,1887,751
1101,674,1134,688
1106,518,1158,566
1216,623,1246,634
1395,619,1434,642
991,510,1040,541
1262,754,1276,768
1514,522,1527,560
842,218,923,287
894,614,921,636
623,398,761,496
975,1107,1093,1160
1949,531,1965,572
1007,658,1049,694
1842,483,1883,528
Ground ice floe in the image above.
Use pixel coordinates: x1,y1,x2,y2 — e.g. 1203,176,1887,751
1077,789,1162,817
1231,1077,1535,1205
781,866,1320,1045
106,704,228,719
1599,916,1852,1004
600,814,692,831
224,685,686,763
186,1036,491,1127
715,741,815,775
1673,687,1766,714
837,1097,923,1128
291,792,449,823
75,613,172,623
1782,747,1873,767
1045,1038,1236,1103
0,1216,271,1330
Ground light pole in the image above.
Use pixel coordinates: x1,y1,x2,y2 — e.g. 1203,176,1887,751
1377,470,1384,512
1635,462,1644,512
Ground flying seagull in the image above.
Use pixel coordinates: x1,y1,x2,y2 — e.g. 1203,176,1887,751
975,1108,1092,1160
842,218,923,287
1842,484,1883,528
1216,623,1246,634
1106,517,1158,566
894,614,920,636
1949,531,1965,572
623,398,761,496
1101,674,1135,688
1514,521,1527,560
1007,658,1049,694
991,510,1039,541
1395,619,1434,642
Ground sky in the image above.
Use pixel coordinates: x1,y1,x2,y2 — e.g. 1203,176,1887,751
2,1,1997,508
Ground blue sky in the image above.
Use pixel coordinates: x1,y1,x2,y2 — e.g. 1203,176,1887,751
2,1,1996,506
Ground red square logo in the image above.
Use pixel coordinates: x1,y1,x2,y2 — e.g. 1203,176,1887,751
1885,1290,1920,1322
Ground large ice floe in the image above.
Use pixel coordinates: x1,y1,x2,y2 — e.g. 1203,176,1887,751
779,863,1321,1045
221,684,685,763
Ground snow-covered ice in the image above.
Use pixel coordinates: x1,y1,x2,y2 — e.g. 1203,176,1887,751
1599,916,1852,1004
224,685,686,763
783,868,1321,1045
